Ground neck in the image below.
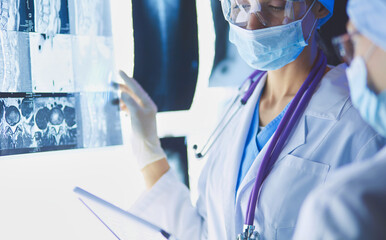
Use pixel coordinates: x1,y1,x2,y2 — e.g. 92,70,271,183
265,38,319,101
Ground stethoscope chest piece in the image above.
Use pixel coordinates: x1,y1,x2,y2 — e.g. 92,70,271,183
237,225,260,240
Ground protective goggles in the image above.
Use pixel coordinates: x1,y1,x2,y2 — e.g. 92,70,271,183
220,0,311,28
332,32,358,64
333,31,378,65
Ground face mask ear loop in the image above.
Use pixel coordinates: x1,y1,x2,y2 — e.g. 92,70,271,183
304,0,317,19
303,0,318,44
305,16,318,44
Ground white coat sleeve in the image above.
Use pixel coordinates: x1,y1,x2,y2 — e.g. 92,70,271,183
292,186,358,240
130,169,207,240
292,156,386,240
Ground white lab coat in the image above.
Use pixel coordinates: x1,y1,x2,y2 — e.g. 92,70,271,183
293,146,386,240
130,64,385,240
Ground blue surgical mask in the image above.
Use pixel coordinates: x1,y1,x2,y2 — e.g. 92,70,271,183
229,1,317,71
346,56,386,137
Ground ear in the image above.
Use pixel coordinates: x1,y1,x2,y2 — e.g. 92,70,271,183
312,1,330,20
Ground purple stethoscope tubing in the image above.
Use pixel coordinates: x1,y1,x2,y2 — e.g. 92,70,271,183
193,70,265,159
241,70,264,105
245,51,328,226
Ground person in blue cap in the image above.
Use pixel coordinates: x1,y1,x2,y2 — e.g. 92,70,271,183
117,0,385,239
293,0,386,239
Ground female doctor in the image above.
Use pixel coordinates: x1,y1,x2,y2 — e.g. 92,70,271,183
118,0,385,239
293,0,386,239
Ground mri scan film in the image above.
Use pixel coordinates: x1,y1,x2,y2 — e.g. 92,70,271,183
0,0,122,156
0,93,78,155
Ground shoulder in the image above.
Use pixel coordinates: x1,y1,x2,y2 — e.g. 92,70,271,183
301,64,385,161
306,64,351,120
307,64,381,139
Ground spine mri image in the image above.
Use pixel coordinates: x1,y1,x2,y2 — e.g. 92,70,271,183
0,0,122,156
0,93,77,154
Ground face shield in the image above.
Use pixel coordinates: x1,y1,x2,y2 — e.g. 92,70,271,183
220,0,310,28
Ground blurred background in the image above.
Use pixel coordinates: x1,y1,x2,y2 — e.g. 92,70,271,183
0,0,348,239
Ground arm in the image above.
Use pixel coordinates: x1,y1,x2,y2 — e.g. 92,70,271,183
141,158,170,189
130,169,207,240
119,71,208,239
292,184,355,240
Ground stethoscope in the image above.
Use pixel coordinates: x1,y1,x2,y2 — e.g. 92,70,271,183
193,70,265,158
194,51,327,240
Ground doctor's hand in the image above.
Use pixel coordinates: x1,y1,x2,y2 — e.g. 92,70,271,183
118,71,170,188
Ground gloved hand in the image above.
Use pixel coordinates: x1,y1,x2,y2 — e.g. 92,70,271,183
118,70,166,169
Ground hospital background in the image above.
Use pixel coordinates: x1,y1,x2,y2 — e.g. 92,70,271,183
0,0,349,239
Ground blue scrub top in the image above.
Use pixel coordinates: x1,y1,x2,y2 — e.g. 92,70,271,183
236,92,290,192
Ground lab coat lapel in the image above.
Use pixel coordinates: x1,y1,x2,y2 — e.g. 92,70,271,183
221,74,267,238
235,140,269,201
236,107,307,198
276,116,307,161
234,105,307,235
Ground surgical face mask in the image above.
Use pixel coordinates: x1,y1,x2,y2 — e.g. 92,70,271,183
346,53,386,138
228,0,317,71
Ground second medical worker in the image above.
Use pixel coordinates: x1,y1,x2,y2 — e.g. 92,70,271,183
119,0,385,239
293,0,386,239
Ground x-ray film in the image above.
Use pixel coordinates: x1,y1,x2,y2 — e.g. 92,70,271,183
77,92,122,149
58,0,70,33
68,0,112,36
0,30,32,92
0,91,122,156
19,0,35,32
34,0,70,35
0,0,20,31
0,93,78,155
72,36,114,92
0,0,122,157
30,32,74,92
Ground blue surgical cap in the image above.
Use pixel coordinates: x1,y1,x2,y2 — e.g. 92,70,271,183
317,0,335,27
348,0,386,51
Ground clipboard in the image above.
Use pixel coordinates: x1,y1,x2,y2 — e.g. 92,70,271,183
73,187,176,240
